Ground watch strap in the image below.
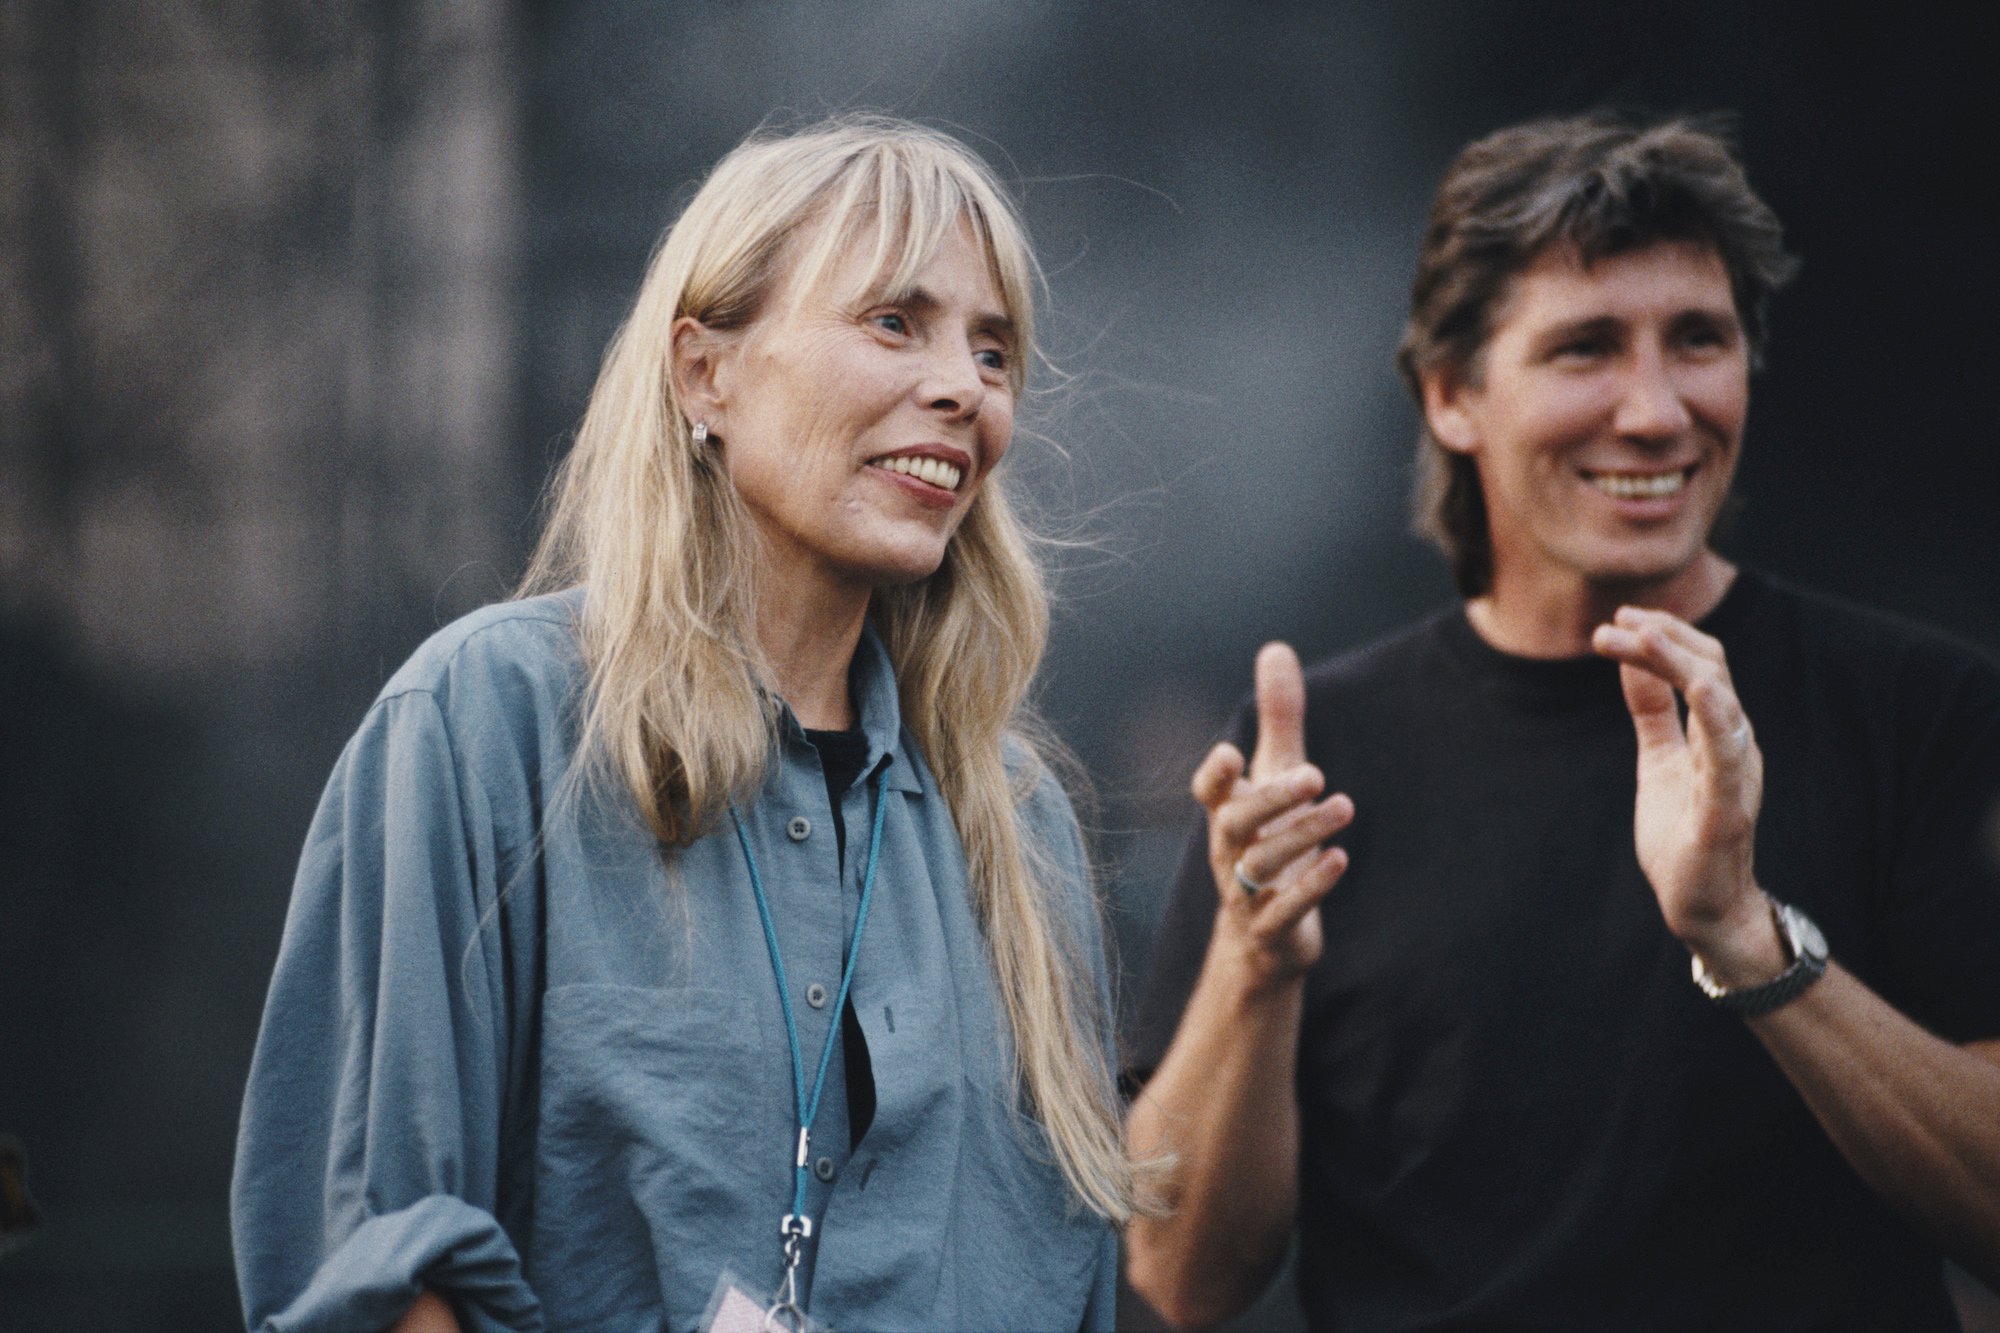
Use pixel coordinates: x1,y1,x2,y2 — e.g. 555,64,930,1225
1691,897,1828,1018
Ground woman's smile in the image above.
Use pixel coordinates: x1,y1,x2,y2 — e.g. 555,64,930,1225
866,444,972,508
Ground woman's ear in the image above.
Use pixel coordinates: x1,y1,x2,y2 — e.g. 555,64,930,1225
1420,365,1480,455
670,316,730,436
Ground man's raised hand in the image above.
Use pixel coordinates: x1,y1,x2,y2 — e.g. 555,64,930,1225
1592,606,1784,980
1191,643,1354,987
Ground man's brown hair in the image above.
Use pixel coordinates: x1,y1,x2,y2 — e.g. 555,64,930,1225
1397,112,1799,597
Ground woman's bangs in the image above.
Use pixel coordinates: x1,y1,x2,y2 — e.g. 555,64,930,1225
777,144,1033,397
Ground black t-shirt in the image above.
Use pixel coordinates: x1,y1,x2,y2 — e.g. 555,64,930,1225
805,724,878,1149
1129,570,2000,1330
804,725,873,866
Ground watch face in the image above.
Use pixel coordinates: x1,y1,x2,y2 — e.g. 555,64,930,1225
1779,902,1830,963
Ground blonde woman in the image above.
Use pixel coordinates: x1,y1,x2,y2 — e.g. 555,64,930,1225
232,117,1130,1333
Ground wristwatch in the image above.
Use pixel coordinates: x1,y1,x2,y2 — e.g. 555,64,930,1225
1690,895,1828,1017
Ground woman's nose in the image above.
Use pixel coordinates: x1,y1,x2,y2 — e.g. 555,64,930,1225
920,339,986,420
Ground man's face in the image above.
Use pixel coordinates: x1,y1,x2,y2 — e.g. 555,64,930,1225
1427,241,1750,602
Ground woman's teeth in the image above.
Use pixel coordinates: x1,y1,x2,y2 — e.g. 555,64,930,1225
1588,468,1690,499
873,455,963,491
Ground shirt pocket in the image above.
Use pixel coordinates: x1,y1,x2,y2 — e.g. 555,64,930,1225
531,984,773,1331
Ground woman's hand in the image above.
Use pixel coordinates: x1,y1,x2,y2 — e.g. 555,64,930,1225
1191,643,1354,991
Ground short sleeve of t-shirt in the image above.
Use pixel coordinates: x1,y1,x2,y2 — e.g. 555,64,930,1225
1821,610,2000,1040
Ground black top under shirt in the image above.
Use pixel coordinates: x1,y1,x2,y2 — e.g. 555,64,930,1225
1129,570,2000,1331
805,725,877,1150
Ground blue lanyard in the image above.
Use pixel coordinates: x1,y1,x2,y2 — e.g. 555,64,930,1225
728,764,889,1320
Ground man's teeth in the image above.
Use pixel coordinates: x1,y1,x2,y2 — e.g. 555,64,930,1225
1588,469,1690,499
874,455,963,490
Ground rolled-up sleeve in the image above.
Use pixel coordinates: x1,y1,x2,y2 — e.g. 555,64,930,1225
232,688,542,1333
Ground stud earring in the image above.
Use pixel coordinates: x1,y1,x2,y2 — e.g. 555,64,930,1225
691,420,709,447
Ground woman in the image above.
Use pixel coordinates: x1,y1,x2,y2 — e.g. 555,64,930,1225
232,116,1131,1333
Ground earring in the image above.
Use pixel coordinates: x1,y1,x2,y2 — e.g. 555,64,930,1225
691,420,709,447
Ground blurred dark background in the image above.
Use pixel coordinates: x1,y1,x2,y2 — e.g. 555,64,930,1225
2,3,1995,1329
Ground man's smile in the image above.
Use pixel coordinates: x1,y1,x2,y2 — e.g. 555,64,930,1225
1580,465,1697,501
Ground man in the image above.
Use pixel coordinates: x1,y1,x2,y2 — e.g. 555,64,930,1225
1124,113,2000,1330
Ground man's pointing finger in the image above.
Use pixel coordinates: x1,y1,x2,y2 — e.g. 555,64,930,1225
1251,642,1308,780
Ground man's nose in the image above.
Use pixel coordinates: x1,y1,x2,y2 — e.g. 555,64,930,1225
1613,350,1693,439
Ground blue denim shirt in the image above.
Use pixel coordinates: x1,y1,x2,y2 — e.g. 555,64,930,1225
231,593,1117,1332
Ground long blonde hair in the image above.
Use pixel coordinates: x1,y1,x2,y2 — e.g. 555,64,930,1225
518,115,1133,1223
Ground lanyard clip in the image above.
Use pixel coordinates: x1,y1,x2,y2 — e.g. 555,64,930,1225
767,1213,814,1332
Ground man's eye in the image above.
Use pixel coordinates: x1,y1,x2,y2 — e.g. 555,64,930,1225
1555,337,1612,360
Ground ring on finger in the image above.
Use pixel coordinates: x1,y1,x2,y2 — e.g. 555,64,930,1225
1233,861,1267,896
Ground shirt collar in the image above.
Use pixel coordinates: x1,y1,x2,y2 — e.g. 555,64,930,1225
772,619,923,795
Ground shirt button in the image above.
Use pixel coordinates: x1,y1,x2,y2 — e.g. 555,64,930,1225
814,1156,836,1182
787,816,811,841
806,982,829,1009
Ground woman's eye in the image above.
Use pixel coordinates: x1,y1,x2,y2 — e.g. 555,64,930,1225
871,311,910,336
975,346,1008,373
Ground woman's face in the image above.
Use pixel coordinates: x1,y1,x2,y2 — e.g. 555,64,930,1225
703,217,1017,600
